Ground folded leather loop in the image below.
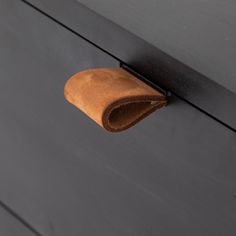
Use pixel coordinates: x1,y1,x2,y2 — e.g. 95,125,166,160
64,67,167,132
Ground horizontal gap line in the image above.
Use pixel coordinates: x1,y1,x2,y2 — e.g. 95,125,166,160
21,0,125,64
174,95,236,132
122,64,236,132
0,200,43,236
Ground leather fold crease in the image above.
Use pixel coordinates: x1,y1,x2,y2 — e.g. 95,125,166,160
64,67,167,132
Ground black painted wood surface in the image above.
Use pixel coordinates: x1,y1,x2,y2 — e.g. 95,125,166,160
0,1,236,236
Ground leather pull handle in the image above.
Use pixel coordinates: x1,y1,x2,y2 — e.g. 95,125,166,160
64,67,167,132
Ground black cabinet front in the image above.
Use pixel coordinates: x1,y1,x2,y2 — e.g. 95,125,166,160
0,1,235,236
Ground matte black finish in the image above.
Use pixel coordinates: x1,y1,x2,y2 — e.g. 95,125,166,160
0,1,236,236
25,0,236,131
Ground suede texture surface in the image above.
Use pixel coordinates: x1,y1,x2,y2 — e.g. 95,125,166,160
64,68,167,132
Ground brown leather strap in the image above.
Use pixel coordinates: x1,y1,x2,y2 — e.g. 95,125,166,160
64,68,167,132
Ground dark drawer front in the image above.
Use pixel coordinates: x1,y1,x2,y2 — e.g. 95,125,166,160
0,1,236,236
25,0,236,131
